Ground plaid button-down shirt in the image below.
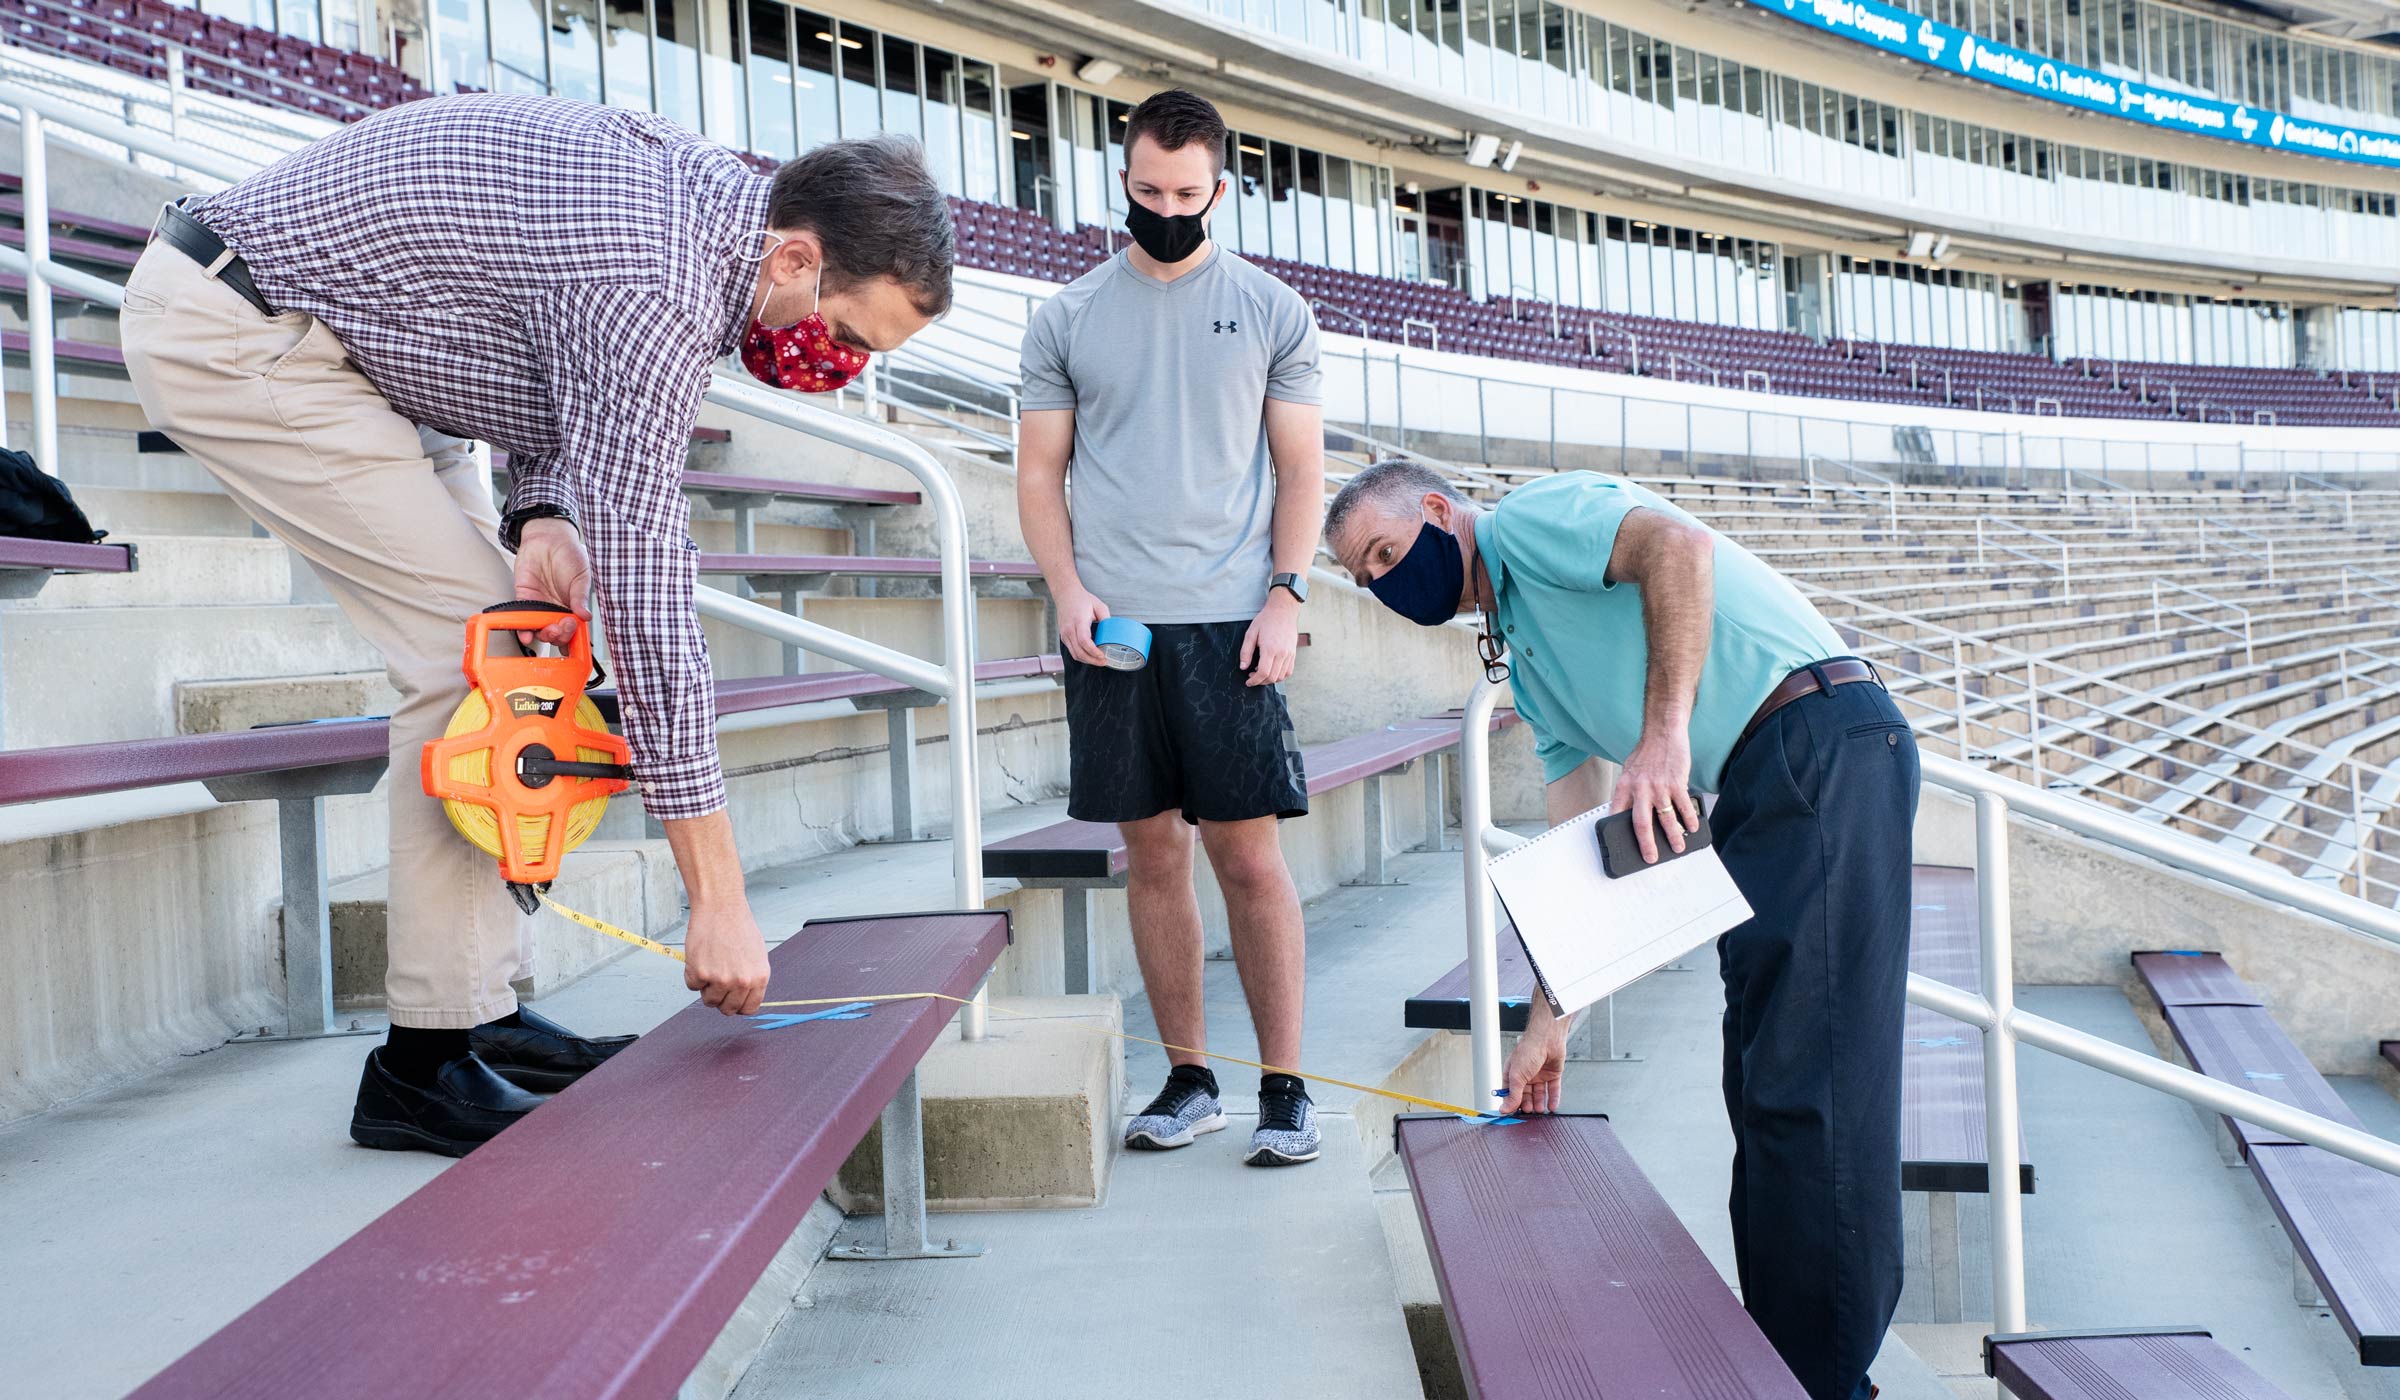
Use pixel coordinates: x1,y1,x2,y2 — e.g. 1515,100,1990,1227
195,94,774,819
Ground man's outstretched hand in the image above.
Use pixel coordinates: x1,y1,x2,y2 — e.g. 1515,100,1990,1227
1499,1000,1569,1115
512,516,591,648
684,899,771,1017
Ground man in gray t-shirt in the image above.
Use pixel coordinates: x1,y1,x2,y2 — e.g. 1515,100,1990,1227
1016,88,1327,1170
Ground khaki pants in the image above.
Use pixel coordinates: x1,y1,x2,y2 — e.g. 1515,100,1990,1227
119,242,530,1028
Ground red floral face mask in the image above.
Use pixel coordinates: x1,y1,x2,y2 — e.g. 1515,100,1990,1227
740,263,868,393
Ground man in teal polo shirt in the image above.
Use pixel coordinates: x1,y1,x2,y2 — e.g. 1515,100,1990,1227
1326,461,1918,1400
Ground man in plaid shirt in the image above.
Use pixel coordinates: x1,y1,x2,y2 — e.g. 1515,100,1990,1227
119,94,955,1156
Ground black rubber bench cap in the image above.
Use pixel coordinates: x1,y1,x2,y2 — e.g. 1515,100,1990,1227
1984,1328,2292,1398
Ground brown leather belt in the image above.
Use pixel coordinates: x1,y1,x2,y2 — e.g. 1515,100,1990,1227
1734,657,1884,757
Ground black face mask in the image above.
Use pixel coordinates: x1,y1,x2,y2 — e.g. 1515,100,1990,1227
1368,519,1467,627
1123,180,1220,264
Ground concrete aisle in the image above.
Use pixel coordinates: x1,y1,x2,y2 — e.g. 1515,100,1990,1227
0,799,1068,1400
731,840,1487,1400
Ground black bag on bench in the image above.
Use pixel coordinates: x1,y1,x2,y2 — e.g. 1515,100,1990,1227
0,446,107,544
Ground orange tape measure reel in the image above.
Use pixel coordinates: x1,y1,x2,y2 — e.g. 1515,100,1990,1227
421,602,633,911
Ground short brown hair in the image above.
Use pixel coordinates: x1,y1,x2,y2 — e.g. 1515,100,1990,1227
1122,88,1229,177
768,134,954,317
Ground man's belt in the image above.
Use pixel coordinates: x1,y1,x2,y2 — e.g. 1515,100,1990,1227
1735,656,1884,756
151,198,277,319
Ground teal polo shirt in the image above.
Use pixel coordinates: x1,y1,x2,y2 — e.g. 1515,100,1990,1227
1475,472,1847,794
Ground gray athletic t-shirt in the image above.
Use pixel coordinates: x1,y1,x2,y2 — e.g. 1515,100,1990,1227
1018,244,1322,624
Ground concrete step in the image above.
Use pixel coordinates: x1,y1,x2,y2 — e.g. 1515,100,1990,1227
175,671,395,735
0,601,383,747
69,483,257,537
2,534,304,609
832,993,1122,1212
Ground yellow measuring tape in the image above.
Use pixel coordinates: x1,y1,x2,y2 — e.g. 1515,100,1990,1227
537,894,1510,1121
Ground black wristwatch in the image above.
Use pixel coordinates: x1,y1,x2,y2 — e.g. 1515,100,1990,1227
502,502,576,552
1269,572,1308,604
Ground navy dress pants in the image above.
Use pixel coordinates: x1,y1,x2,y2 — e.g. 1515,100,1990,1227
1710,667,1919,1400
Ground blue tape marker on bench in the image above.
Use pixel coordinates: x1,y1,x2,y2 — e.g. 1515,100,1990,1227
752,1003,875,1029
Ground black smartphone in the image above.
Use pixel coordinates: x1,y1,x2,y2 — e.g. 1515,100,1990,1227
1595,803,1711,879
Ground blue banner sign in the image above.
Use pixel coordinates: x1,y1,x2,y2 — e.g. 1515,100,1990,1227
1753,0,2400,171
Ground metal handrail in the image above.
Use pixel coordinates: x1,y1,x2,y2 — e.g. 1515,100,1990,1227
1976,517,2072,599
1835,612,2400,879
1804,581,2400,798
1804,454,1898,534
1401,316,1440,353
1319,421,1515,497
1311,299,1368,338
1505,283,1560,340
2151,579,2253,664
2201,516,2277,579
1456,679,2400,1346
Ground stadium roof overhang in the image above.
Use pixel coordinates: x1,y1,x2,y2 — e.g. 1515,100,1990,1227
2216,0,2400,43
951,0,2400,301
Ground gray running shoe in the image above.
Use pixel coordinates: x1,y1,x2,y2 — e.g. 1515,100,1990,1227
1246,1073,1320,1166
1125,1065,1226,1150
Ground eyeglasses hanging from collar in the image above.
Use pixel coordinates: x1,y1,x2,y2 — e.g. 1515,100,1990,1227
1476,613,1511,685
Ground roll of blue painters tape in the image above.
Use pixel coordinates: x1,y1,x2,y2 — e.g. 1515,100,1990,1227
1092,617,1153,672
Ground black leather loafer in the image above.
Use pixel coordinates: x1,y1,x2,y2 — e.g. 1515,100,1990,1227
349,1049,548,1158
468,1005,638,1094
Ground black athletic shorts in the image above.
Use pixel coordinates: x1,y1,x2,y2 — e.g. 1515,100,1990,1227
1062,620,1309,826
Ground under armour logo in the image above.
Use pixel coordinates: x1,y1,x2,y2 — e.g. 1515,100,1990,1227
1212,319,1238,334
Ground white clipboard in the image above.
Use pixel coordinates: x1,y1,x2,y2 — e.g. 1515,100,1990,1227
1484,805,1753,1017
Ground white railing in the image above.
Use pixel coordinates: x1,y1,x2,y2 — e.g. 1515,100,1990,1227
1975,517,2072,600
1455,677,2400,1343
0,86,992,1263
2150,579,2252,665
1806,582,2400,907
1806,454,1899,534
2200,516,2277,579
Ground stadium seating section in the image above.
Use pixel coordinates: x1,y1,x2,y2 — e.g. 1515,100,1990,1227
0,0,2386,430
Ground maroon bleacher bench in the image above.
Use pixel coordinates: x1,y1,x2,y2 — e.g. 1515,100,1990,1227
2134,950,2400,1365
0,327,125,371
123,909,1011,1400
0,657,1055,1035
1398,1113,1807,1398
1984,1328,2293,1399
595,653,1067,844
680,468,919,564
2383,1040,2399,1078
0,534,136,598
1402,863,2032,1323
987,707,1510,994
697,552,1042,586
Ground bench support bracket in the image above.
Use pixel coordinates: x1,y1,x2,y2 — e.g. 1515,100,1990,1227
1344,771,1407,887
204,757,391,1040
828,1071,984,1262
1411,750,1454,853
1063,887,1093,996
1926,1189,1964,1323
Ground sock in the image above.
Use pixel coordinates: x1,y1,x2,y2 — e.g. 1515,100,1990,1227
1168,1062,1219,1098
1261,1071,1308,1099
382,1025,470,1087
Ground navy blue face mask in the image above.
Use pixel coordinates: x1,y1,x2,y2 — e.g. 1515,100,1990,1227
1369,519,1466,626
